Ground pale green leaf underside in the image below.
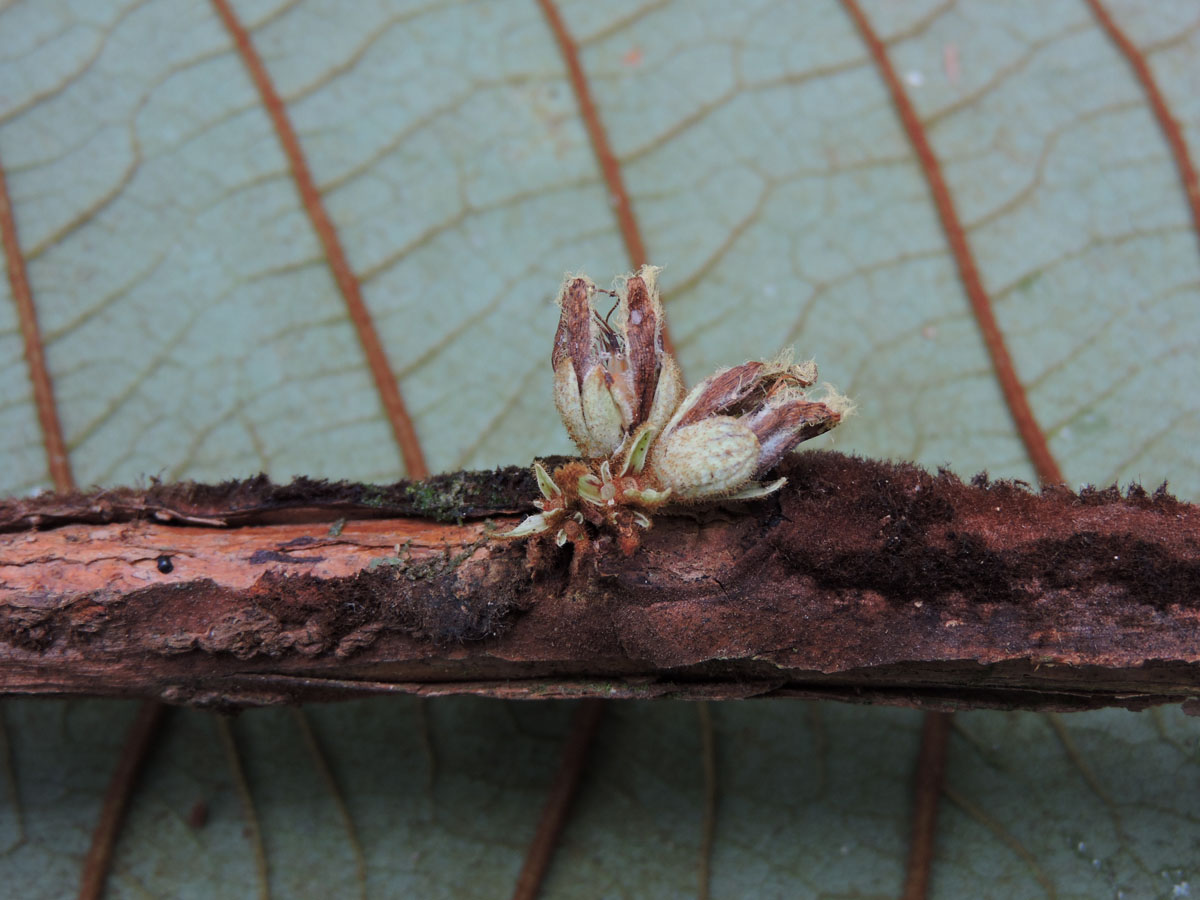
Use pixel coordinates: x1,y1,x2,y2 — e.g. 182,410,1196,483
1,0,1198,897
3,700,1198,899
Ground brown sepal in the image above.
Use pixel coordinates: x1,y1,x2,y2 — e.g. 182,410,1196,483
676,361,767,428
750,401,842,476
622,274,661,427
551,277,595,388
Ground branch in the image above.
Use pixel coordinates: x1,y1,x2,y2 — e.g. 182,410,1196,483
2,452,1198,712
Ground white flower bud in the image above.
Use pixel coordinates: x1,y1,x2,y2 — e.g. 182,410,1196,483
651,357,845,501
551,266,682,459
579,366,625,456
505,265,851,549
651,416,760,499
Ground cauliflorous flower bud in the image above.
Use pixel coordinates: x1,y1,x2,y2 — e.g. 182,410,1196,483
552,266,684,459
500,266,852,550
649,356,852,500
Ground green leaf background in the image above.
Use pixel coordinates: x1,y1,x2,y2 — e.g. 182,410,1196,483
2,0,1199,896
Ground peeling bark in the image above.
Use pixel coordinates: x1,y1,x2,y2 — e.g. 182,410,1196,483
2,452,1198,712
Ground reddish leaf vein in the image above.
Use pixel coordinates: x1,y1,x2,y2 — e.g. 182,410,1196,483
2,128,171,900
511,700,605,900
211,0,429,478
0,153,74,492
841,0,1065,486
78,703,168,900
216,715,270,900
536,0,677,357
522,7,673,896
842,4,1072,898
536,0,647,270
1084,0,1200,252
901,711,952,900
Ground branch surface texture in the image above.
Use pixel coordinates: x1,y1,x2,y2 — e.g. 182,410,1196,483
2,452,1197,712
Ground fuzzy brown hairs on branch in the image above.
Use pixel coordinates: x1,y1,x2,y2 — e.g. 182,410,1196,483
2,451,1199,713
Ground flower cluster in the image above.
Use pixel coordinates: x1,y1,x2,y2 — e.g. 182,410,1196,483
504,266,852,553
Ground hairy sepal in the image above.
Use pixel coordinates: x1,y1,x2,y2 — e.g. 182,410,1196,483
651,417,761,500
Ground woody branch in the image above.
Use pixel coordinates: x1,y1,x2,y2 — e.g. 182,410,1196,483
2,452,1198,713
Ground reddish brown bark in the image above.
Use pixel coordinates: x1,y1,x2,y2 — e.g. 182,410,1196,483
2,452,1198,712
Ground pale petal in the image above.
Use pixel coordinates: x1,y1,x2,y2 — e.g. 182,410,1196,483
579,366,624,457
723,477,788,500
498,513,552,538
